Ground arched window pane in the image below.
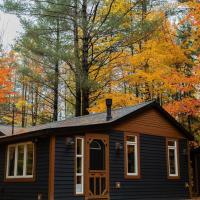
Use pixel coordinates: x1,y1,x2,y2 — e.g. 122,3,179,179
90,140,105,170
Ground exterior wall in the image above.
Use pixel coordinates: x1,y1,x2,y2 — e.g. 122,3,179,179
54,132,189,200
109,131,189,200
54,136,83,200
0,137,50,200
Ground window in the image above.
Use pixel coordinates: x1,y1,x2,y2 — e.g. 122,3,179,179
75,137,84,195
167,139,179,178
125,133,140,178
6,142,34,179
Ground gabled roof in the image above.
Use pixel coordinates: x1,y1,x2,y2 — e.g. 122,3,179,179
0,101,194,143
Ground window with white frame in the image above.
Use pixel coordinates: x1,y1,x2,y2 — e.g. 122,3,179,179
125,134,139,177
167,139,179,177
75,137,84,194
6,142,34,179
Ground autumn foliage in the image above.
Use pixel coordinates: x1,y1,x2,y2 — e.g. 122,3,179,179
89,1,200,139
0,53,15,103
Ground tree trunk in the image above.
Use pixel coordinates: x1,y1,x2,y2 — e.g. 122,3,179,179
53,60,59,121
31,85,38,126
188,115,192,132
21,81,27,127
74,0,81,117
81,0,89,115
53,18,60,121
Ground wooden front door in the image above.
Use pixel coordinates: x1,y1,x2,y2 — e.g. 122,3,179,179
85,134,109,200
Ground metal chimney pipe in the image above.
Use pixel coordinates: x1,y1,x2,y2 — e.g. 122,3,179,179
106,99,112,121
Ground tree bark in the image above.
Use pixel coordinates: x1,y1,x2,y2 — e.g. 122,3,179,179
81,0,89,115
53,18,60,121
21,81,27,127
74,0,82,117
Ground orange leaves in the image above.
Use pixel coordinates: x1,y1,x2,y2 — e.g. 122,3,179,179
177,1,200,59
164,98,200,117
0,53,15,103
180,0,200,27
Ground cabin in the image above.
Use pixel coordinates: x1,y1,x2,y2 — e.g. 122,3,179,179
0,100,194,200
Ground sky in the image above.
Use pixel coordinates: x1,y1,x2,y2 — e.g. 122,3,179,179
0,11,22,50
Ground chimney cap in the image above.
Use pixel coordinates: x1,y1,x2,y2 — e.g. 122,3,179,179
106,98,112,106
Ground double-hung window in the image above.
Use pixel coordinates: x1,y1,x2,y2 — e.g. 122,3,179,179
6,142,34,179
75,137,84,195
125,133,140,178
167,139,179,178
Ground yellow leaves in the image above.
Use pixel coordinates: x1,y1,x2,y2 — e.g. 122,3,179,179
104,0,132,15
129,26,189,81
146,11,165,22
16,100,32,110
89,93,141,113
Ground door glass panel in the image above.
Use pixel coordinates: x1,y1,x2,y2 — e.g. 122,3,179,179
101,177,106,194
90,139,105,170
90,177,94,194
96,177,100,195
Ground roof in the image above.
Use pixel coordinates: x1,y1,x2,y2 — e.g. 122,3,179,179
0,101,194,142
0,125,25,136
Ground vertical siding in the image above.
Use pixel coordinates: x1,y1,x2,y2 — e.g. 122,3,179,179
54,136,83,200
0,138,49,200
109,131,189,200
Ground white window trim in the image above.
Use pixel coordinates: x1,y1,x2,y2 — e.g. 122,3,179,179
168,140,179,177
126,136,138,176
75,137,84,195
6,142,34,179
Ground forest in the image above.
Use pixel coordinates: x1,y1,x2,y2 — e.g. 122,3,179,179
0,0,199,141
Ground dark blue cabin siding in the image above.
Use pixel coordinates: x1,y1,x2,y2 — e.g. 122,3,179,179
109,132,189,200
0,138,49,200
54,136,83,200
